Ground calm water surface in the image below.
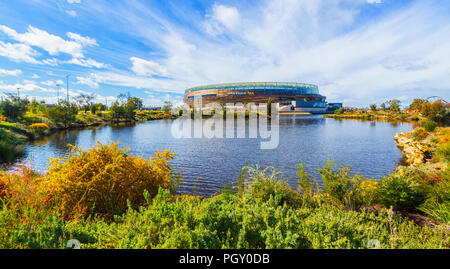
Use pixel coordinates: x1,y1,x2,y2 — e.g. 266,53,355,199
19,115,412,196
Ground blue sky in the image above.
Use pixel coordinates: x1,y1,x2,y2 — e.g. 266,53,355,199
0,0,449,107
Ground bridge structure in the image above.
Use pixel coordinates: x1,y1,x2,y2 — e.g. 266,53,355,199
426,96,448,103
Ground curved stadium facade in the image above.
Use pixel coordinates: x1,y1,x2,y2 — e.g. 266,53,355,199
184,82,330,113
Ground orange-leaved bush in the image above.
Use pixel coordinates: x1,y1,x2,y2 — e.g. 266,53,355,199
43,141,175,217
0,164,46,207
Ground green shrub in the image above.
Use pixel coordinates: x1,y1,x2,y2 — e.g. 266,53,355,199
72,190,450,249
423,120,438,132
243,166,300,208
296,162,322,207
376,174,427,211
295,161,380,209
315,161,368,210
412,128,428,141
418,201,450,224
435,142,450,162
424,179,450,204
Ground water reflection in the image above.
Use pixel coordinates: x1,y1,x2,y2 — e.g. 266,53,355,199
279,115,326,127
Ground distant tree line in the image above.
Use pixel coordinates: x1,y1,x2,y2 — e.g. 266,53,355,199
0,91,145,127
409,98,449,123
369,99,401,112
367,98,449,123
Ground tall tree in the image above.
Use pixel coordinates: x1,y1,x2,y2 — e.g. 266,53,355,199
48,101,78,128
163,101,172,113
386,99,401,112
429,99,448,122
76,93,96,113
420,101,432,117
409,98,426,111
0,94,29,120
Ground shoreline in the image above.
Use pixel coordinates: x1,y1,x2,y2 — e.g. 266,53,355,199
324,111,422,124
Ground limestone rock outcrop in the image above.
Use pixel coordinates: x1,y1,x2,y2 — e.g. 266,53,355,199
394,133,432,166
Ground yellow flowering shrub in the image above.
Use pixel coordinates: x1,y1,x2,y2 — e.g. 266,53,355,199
359,179,379,206
437,128,450,144
27,122,50,131
43,141,175,217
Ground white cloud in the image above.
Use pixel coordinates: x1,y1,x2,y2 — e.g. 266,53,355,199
67,0,81,4
65,57,107,68
130,57,168,77
76,75,99,89
42,58,59,66
41,80,64,87
87,71,185,92
204,4,241,35
0,25,105,68
213,4,240,30
0,41,41,64
0,81,56,94
142,92,182,107
32,74,40,79
0,68,22,76
67,32,98,47
367,0,382,3
0,25,84,58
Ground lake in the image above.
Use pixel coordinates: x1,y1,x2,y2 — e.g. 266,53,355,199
18,115,412,196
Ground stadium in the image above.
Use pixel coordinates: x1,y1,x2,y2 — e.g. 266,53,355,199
184,82,339,114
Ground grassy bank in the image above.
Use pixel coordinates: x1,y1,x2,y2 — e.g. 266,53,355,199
324,111,422,122
0,123,27,163
0,139,448,249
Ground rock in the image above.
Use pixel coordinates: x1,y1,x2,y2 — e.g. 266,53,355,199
394,131,431,166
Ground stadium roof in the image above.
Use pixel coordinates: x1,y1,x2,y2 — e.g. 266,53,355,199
185,82,319,94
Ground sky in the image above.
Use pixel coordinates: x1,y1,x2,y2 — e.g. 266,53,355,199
0,0,449,107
